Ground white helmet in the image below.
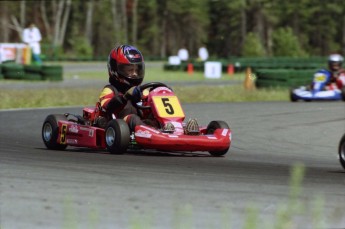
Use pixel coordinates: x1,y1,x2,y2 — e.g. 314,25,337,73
328,54,344,72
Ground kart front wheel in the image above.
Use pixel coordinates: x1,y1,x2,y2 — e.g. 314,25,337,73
341,87,345,102
42,114,68,150
207,121,230,157
105,119,130,154
339,134,345,169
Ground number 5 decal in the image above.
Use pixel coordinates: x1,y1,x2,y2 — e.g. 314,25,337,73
60,124,67,144
161,98,174,115
152,96,185,118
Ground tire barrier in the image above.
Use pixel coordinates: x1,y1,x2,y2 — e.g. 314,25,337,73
24,65,42,81
3,64,26,80
41,65,63,81
164,62,204,72
163,57,326,73
255,69,316,88
0,63,63,81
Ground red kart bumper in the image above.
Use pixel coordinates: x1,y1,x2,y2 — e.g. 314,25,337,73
134,125,231,152
57,121,106,148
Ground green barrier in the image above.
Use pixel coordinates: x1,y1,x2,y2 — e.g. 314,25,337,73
43,74,63,81
163,64,182,71
2,64,26,80
24,65,42,74
255,69,317,88
41,65,63,81
0,63,64,81
230,57,326,72
24,73,43,81
4,71,26,80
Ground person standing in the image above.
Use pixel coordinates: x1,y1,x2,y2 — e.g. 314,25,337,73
177,47,189,62
198,46,209,61
22,23,42,64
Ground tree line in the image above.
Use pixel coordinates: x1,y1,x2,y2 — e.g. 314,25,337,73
0,0,344,59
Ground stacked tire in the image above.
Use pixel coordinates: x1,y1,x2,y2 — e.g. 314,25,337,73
255,69,316,88
41,65,63,81
0,63,63,81
3,64,26,80
0,65,3,79
24,65,42,80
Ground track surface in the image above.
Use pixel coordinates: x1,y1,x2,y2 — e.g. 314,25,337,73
1,102,345,228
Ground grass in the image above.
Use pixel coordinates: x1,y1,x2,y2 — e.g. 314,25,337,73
0,85,289,110
0,61,289,109
63,61,244,81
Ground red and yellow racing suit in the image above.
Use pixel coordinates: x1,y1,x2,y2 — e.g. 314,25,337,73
99,84,144,131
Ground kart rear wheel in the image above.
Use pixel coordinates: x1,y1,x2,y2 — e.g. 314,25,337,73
207,121,230,157
339,134,345,169
105,119,130,154
341,87,345,102
42,114,68,150
290,88,298,102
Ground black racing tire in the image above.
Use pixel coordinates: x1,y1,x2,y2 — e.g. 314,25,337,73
339,134,345,169
290,88,298,102
42,114,68,150
341,87,345,102
207,121,230,157
105,119,130,154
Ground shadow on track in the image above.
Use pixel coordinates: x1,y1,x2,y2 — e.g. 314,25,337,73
36,147,215,158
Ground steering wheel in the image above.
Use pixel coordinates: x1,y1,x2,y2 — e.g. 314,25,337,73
135,82,172,109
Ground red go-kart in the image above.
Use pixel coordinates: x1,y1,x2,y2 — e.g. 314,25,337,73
42,82,232,156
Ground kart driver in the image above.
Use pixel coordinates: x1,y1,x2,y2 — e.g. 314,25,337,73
98,44,199,134
325,54,345,90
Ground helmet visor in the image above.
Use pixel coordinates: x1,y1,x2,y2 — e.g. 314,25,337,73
330,61,341,71
117,63,145,80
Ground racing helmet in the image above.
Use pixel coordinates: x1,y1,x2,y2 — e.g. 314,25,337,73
328,54,344,72
107,45,145,87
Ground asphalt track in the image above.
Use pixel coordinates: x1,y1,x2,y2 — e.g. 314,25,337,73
1,102,345,229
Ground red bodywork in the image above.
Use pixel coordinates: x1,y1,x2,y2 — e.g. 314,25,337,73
134,125,231,151
55,86,232,152
57,120,105,148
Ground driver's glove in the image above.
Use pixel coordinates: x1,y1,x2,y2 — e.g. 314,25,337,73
124,86,142,103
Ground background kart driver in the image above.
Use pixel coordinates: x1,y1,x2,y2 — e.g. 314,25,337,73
98,45,199,134
326,54,345,90
310,54,345,91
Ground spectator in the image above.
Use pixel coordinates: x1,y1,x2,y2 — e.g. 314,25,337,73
198,46,209,61
22,23,42,64
177,47,189,61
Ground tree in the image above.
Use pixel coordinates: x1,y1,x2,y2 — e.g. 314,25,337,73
241,32,266,57
161,0,209,57
40,0,72,46
0,1,10,42
272,27,306,57
1,0,345,58
85,0,94,45
137,0,160,56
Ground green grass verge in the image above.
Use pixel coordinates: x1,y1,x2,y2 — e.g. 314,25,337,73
0,61,289,109
0,85,288,110
63,61,244,82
